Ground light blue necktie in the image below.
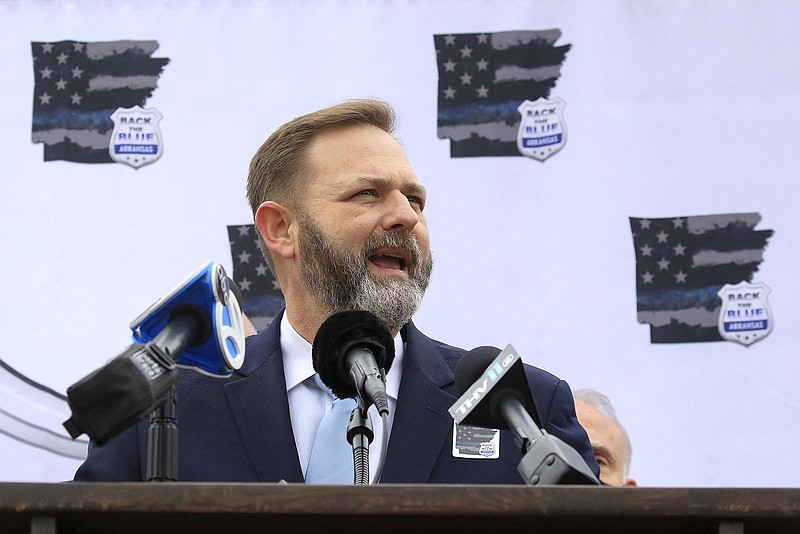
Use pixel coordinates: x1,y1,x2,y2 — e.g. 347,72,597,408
305,374,357,484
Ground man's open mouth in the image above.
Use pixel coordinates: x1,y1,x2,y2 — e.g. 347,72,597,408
368,247,411,274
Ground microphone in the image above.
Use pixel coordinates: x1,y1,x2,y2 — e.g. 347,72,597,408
449,344,599,486
452,345,542,430
311,310,395,415
63,341,178,444
63,261,246,443
130,260,245,377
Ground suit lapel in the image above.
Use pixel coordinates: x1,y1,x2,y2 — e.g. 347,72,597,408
381,323,458,483
224,313,304,483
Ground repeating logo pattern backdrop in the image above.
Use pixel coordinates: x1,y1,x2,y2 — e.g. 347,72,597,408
1,0,798,487
433,30,570,158
31,40,169,164
629,214,773,344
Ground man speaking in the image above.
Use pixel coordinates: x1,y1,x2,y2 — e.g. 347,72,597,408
74,99,599,483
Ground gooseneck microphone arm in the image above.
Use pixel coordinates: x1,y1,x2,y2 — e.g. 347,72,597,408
347,398,374,486
498,395,543,454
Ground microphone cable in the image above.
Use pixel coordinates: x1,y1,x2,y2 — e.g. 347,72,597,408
371,368,391,484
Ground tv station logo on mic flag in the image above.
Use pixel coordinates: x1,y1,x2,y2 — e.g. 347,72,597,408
31,40,169,165
227,224,285,332
629,213,773,345
434,30,571,159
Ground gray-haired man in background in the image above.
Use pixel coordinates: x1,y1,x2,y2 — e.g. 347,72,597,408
573,389,637,487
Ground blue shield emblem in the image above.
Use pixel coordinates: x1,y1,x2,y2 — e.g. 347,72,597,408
109,106,164,169
717,282,773,346
516,98,567,161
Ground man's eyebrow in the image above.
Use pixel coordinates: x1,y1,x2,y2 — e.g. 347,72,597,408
350,176,427,197
405,182,427,197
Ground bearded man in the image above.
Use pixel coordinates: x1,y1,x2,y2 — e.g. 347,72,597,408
74,99,598,483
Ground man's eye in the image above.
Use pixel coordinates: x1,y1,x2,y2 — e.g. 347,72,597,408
407,196,425,210
356,189,378,197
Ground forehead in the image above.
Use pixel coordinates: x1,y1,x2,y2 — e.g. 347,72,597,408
575,401,625,448
304,124,421,188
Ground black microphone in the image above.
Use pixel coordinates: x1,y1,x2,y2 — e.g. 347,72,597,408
63,263,245,444
63,309,206,444
311,310,395,415
449,344,599,486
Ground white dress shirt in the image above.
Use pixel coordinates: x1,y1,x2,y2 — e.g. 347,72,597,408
280,313,403,483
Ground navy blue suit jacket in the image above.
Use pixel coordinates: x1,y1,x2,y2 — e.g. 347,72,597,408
74,315,599,483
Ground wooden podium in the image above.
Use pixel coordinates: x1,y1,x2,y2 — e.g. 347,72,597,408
1,483,798,534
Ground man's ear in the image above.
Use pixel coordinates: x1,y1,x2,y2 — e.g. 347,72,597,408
255,201,297,260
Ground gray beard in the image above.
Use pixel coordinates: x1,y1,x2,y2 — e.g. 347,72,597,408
297,213,433,331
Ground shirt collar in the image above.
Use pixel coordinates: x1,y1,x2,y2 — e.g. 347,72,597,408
280,313,315,392
281,313,403,401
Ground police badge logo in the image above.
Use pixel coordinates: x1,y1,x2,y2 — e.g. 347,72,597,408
109,106,164,169
451,422,500,459
516,97,567,161
717,281,773,346
479,441,497,457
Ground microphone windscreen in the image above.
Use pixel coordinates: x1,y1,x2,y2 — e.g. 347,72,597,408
454,346,502,394
312,310,395,399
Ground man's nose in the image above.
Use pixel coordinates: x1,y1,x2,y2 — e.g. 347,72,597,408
381,191,420,233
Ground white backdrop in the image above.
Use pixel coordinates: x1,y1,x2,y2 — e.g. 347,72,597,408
1,0,798,487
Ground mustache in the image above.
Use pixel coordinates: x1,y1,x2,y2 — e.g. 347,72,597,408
362,232,422,268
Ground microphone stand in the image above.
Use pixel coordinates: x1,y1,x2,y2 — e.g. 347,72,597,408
499,397,599,486
142,312,199,482
147,386,178,481
346,398,374,485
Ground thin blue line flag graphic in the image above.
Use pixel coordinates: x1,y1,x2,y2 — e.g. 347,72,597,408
31,40,169,163
629,213,773,343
